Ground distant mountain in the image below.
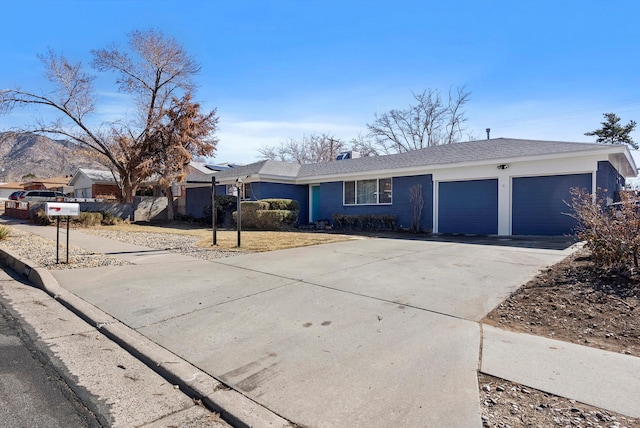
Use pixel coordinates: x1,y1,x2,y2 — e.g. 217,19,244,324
0,132,107,182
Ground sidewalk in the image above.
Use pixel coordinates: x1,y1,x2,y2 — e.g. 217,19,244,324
0,265,230,427
481,325,640,418
2,220,639,426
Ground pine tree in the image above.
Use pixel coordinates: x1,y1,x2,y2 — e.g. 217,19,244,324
585,113,637,149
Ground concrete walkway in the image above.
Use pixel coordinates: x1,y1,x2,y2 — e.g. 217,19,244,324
2,221,639,427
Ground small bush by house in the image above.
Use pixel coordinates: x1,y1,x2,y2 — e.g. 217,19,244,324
232,199,299,231
261,199,300,211
332,214,397,231
569,187,640,277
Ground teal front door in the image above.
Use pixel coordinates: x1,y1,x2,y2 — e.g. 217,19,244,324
310,185,321,222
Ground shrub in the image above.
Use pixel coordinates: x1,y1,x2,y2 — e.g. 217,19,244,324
331,214,396,231
101,211,121,225
241,201,270,213
76,212,103,227
257,210,298,230
569,187,640,276
332,214,346,229
176,212,195,223
232,210,255,229
31,209,52,226
215,195,237,226
262,199,300,211
0,225,9,240
232,199,299,231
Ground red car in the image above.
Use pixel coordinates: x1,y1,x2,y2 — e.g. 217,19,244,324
8,191,25,200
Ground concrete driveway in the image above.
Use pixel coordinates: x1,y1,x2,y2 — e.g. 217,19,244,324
50,236,573,427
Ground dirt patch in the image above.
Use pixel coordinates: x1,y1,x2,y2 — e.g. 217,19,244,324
483,249,639,357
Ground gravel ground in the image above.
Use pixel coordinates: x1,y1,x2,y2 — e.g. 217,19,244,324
0,227,131,270
0,227,245,269
82,228,246,261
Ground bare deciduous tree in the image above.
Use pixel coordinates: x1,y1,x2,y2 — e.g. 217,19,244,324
364,86,470,154
146,93,218,220
0,29,206,202
409,184,424,232
259,133,348,164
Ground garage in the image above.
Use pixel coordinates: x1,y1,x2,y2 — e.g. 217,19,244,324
512,174,592,236
438,179,498,234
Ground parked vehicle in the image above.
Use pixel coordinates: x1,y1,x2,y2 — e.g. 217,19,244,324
8,191,25,200
18,190,66,201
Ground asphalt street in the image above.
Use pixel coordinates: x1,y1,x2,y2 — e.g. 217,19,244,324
0,299,99,427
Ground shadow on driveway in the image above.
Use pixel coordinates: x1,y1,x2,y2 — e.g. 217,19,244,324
335,231,579,251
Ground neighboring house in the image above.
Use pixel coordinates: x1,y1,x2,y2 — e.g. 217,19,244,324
0,182,25,199
183,138,638,236
68,168,120,199
22,176,72,194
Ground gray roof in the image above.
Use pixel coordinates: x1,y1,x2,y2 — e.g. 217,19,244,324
213,160,301,181
199,138,635,184
298,138,628,178
78,168,116,182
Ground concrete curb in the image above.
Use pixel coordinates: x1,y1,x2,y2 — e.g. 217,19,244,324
0,247,294,428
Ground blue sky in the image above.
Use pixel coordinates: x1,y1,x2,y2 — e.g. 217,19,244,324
1,0,639,164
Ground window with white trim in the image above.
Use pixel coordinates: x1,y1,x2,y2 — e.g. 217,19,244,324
226,183,254,200
343,178,392,205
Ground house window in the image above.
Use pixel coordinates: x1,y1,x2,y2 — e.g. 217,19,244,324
343,178,392,205
242,182,253,200
226,183,253,200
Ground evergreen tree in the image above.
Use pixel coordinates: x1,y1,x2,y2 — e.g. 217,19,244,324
585,113,637,149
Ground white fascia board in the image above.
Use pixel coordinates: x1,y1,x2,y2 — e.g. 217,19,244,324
211,174,298,186
433,155,601,182
252,174,298,184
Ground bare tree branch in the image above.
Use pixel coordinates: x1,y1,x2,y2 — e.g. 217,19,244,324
0,29,207,202
258,133,349,164
366,86,470,154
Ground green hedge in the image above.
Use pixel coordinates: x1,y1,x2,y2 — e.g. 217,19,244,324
232,199,299,230
261,198,300,211
241,201,270,213
332,214,397,231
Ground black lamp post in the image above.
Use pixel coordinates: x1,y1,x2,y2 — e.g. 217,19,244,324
236,177,242,247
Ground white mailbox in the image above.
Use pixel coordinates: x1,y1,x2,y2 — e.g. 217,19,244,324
45,202,80,217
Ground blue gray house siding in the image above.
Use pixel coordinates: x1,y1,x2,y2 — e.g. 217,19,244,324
186,183,308,222
318,174,433,231
596,160,622,202
185,185,226,219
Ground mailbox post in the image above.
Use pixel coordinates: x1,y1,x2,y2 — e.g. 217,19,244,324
45,202,80,264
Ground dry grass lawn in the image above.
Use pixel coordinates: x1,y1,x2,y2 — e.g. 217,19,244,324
101,222,358,252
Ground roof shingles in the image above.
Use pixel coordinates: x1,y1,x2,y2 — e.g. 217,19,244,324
204,138,632,183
